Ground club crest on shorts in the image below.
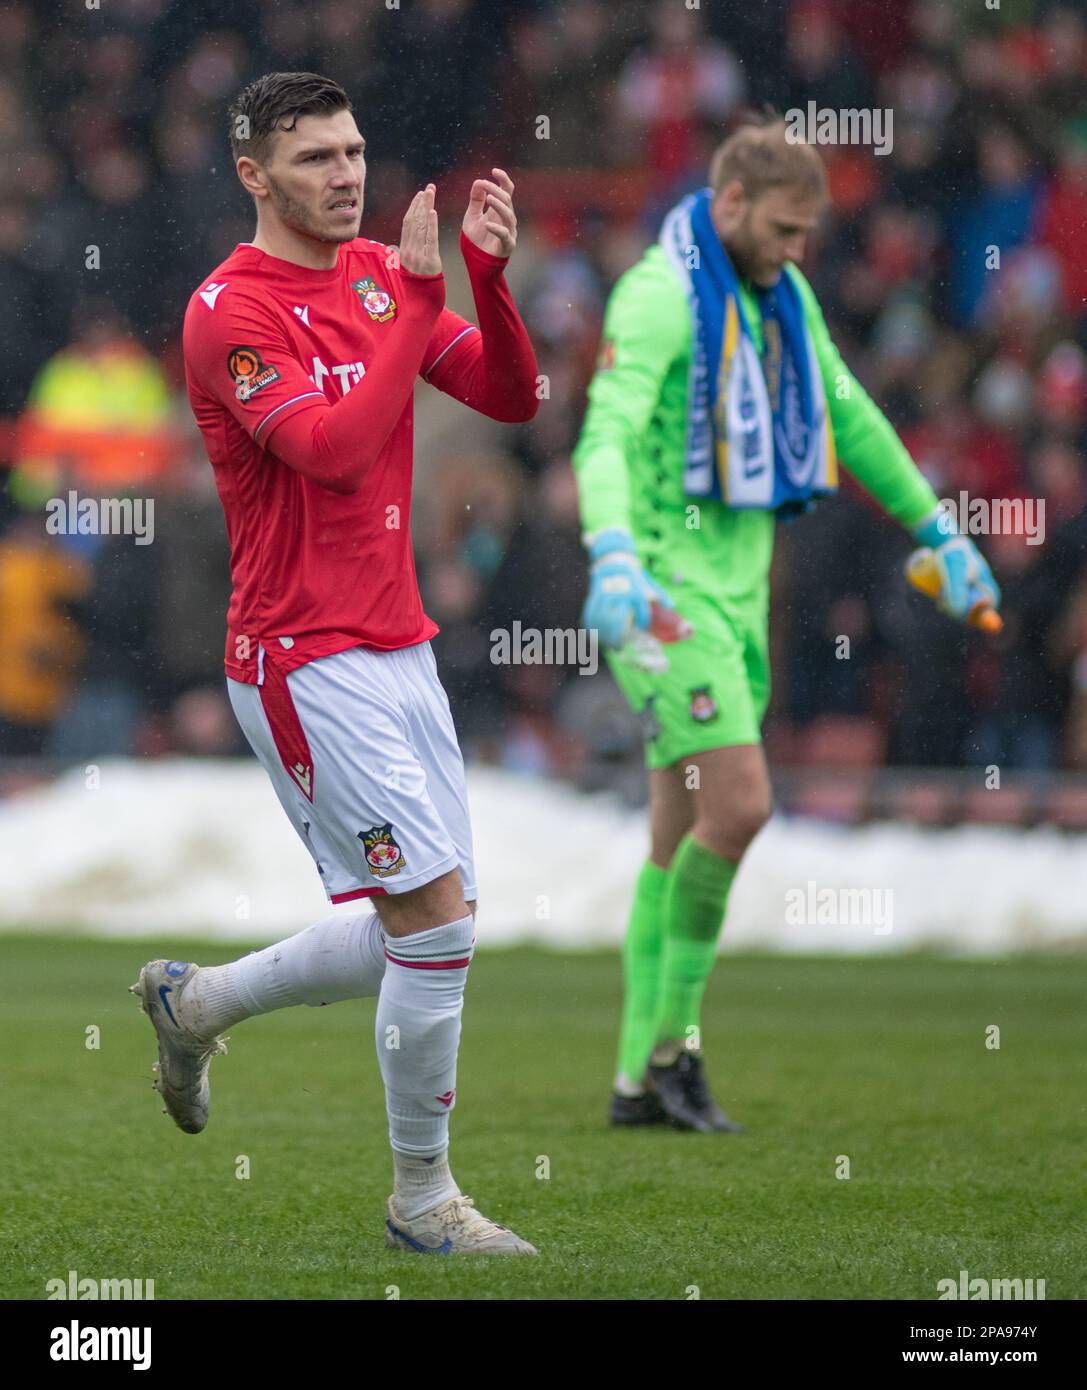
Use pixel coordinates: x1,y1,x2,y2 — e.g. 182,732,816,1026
689,686,718,722
352,276,397,322
228,347,281,401
359,822,406,877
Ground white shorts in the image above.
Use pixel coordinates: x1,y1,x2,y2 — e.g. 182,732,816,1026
227,641,476,905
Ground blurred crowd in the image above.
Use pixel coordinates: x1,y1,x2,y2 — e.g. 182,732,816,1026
1,0,1086,794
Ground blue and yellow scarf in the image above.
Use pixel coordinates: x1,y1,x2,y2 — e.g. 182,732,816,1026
659,187,837,514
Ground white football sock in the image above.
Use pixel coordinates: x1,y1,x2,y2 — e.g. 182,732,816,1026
650,1038,686,1067
392,1151,459,1223
376,914,475,1218
614,1073,647,1098
183,910,386,1036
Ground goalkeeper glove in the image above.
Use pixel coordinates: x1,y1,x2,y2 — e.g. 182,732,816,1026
582,527,676,649
907,508,1003,631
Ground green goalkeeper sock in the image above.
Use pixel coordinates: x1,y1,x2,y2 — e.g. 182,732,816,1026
615,858,670,1092
653,834,738,1055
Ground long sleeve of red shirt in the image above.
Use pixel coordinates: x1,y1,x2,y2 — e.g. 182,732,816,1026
422,230,540,424
268,231,538,495
266,267,445,495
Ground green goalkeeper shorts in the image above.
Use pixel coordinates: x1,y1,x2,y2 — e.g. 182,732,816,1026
606,577,771,771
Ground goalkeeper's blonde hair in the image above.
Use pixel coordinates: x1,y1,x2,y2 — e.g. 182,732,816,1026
709,116,828,202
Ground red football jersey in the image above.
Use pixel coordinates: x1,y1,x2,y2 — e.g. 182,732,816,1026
183,236,479,683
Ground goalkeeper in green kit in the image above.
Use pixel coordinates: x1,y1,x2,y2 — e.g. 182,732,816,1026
572,117,1001,1132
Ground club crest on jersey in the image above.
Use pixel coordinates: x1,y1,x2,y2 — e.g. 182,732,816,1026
689,686,718,723
359,822,406,877
228,347,281,402
351,276,397,322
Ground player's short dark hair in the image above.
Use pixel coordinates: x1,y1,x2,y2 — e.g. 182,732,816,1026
709,112,828,203
228,71,352,166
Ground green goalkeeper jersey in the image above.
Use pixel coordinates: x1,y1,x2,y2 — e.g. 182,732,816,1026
572,243,939,601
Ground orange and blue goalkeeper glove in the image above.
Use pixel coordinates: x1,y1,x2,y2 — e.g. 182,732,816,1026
906,509,1003,633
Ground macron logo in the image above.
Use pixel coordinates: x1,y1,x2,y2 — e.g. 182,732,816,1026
199,282,227,310
293,305,311,326
436,1089,456,1108
290,762,313,799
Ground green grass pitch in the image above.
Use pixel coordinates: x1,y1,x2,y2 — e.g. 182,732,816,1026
1,935,1084,1300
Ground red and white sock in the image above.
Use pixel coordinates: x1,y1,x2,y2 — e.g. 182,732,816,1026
376,914,475,1219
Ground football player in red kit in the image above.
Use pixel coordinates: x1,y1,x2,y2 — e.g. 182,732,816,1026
133,72,539,1254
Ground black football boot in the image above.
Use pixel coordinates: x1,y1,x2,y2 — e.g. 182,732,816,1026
680,1053,744,1133
647,1051,744,1133
608,1089,668,1127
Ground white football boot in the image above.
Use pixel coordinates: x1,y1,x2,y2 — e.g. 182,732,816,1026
130,959,228,1134
385,1194,538,1255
